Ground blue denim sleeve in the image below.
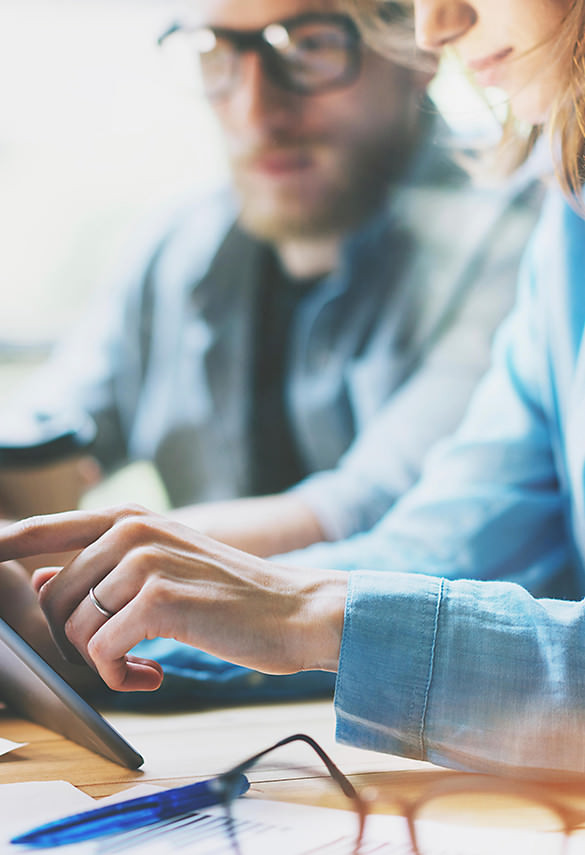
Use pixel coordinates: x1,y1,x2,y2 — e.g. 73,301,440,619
332,195,585,775
337,570,585,775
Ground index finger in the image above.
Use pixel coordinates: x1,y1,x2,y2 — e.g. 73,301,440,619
0,507,132,563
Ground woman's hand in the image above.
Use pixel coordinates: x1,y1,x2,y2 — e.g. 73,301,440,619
0,505,348,693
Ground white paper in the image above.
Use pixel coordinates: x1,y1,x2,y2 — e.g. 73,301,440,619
0,781,94,852
1,783,579,855
0,738,25,757
0,782,166,849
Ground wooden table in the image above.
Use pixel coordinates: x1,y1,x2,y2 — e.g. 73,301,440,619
2,699,585,848
0,699,438,798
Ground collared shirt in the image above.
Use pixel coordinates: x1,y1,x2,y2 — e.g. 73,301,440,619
10,123,547,713
287,190,585,776
12,122,542,544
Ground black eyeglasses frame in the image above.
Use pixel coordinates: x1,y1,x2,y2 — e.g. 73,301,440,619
157,12,363,98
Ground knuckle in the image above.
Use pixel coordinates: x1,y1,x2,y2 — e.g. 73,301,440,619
37,591,52,621
113,515,153,546
141,573,173,604
114,502,149,518
37,581,58,617
87,631,107,665
129,575,175,626
126,544,161,572
64,616,77,643
86,637,125,691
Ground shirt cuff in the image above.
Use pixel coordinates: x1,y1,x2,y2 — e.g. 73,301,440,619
334,570,444,760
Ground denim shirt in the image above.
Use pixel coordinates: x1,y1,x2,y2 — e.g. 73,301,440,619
13,124,541,540
288,190,585,776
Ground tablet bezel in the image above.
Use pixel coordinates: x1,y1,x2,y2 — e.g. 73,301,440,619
0,616,144,769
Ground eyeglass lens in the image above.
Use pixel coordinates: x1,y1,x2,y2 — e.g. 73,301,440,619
163,15,361,98
411,789,568,855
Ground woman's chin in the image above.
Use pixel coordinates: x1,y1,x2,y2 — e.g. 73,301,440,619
507,77,559,127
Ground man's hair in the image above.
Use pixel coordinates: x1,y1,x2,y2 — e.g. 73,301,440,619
343,0,585,203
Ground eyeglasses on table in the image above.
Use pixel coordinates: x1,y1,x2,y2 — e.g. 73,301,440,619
216,734,585,855
96,733,585,854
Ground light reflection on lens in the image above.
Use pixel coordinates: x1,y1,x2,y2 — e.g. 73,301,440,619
264,24,291,50
193,27,218,54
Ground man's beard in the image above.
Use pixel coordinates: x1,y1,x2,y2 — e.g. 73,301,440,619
230,140,405,243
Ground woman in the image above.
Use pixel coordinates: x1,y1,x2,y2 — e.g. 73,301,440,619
2,0,585,775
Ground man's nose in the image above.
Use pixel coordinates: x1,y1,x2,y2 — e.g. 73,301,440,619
230,51,297,131
413,0,477,52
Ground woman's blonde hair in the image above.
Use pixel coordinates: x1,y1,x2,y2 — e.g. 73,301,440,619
549,1,585,201
343,0,585,202
342,1,428,70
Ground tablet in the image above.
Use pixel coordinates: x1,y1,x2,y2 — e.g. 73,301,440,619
0,616,144,769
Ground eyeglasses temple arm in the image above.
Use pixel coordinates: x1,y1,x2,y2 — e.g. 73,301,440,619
157,22,182,47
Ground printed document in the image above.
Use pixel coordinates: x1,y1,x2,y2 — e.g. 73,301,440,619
1,781,579,854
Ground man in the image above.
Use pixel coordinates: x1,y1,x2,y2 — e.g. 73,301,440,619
0,0,542,703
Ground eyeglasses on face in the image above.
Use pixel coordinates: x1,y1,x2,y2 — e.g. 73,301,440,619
157,13,362,99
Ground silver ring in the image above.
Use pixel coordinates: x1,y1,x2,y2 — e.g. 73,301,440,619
88,586,115,619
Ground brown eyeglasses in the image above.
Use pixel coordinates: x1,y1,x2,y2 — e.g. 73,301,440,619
217,737,585,855
84,734,585,854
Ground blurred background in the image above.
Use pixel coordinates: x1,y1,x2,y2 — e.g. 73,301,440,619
0,0,496,508
0,0,227,355
0,0,231,506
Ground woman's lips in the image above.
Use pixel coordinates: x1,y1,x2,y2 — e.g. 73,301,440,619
466,47,514,88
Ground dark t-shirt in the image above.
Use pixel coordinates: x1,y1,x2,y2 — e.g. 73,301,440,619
248,249,319,496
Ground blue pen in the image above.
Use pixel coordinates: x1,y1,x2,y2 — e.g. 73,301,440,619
11,773,250,848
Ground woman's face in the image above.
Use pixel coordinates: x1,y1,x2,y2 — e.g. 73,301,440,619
412,0,571,124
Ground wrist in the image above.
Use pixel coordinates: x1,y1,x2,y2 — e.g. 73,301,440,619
293,568,349,673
